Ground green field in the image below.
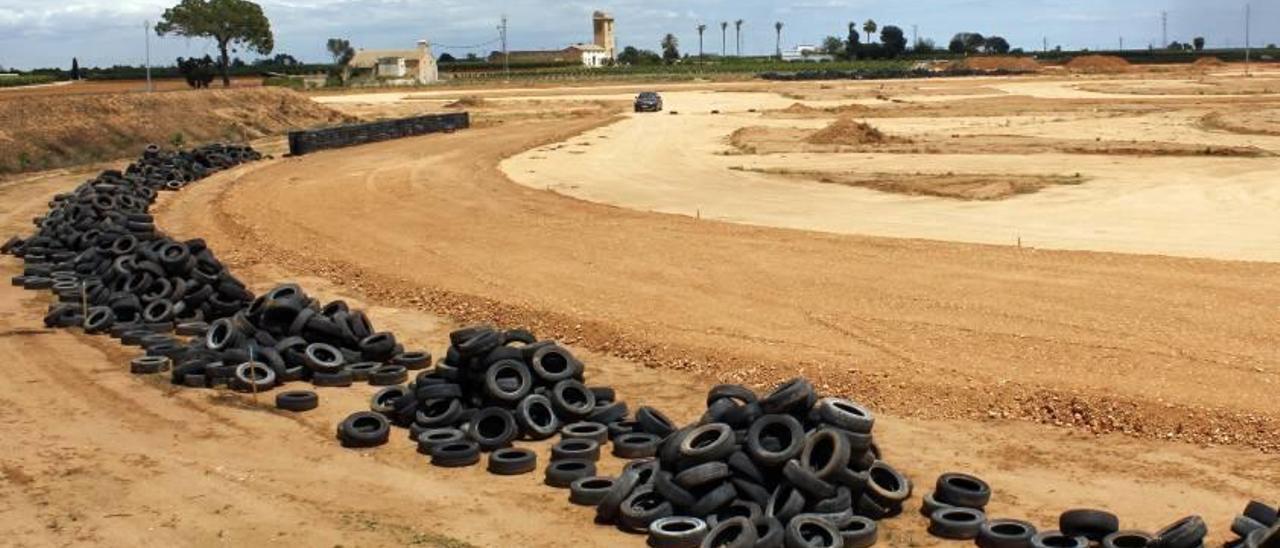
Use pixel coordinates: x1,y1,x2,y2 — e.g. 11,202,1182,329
0,75,56,88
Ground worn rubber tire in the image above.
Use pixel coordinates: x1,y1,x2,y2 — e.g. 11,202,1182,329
1151,516,1207,548
1101,531,1153,548
275,390,318,412
936,472,992,509
1031,532,1088,548
1245,502,1279,528
841,516,879,548
304,342,345,373
516,394,561,440
782,459,836,500
700,516,758,548
800,429,852,480
1060,509,1121,542
784,514,842,548
620,489,674,533
484,359,532,403
338,411,391,448
552,438,601,462
430,441,481,467
679,423,736,464
545,459,596,488
767,484,807,523
550,380,596,420
978,519,1038,548
597,465,645,524
313,370,354,387
648,516,708,548
368,365,408,386
760,378,815,415
746,414,805,467
416,428,465,454
816,398,875,433
467,407,518,451
569,476,616,506
487,447,537,475
613,432,662,459
637,406,677,437
654,470,698,510
689,481,738,517
929,507,987,540
561,421,609,443
865,460,912,506
676,461,732,490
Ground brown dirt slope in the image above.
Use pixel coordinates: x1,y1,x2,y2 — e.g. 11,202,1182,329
0,88,353,175
735,167,1086,200
1065,55,1131,73
959,56,1042,72
805,118,902,145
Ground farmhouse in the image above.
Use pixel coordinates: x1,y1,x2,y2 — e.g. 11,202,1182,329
489,11,616,68
346,40,440,85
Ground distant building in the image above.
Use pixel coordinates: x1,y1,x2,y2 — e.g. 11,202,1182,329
488,11,617,68
346,40,439,85
782,45,835,63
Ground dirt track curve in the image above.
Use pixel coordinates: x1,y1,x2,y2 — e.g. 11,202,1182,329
0,114,1276,546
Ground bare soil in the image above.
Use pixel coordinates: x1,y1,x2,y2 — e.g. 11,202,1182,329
1065,55,1132,74
0,88,352,175
0,78,264,100
732,166,1086,200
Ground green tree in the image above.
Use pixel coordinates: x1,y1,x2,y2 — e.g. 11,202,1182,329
821,36,845,56
697,24,707,59
327,38,355,66
661,34,680,64
70,58,80,80
880,25,907,56
862,19,877,43
984,36,1011,54
846,22,861,60
775,21,784,59
438,53,457,63
914,38,937,53
1192,36,1205,51
735,19,744,56
950,32,985,54
155,0,274,88
720,21,728,56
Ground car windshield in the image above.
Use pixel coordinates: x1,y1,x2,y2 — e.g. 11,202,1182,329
638,93,657,99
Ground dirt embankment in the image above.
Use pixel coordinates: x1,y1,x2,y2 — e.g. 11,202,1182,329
0,88,353,175
957,56,1043,73
1065,55,1131,74
732,167,1086,200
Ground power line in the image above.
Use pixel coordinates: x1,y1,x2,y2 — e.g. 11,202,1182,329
431,37,502,50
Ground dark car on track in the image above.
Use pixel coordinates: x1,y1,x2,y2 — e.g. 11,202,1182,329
634,92,663,112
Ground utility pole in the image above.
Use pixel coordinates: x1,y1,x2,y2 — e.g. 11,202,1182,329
1245,3,1252,75
1163,11,1169,47
912,25,918,48
144,20,152,92
1119,36,1124,51
1043,36,1048,53
499,15,509,78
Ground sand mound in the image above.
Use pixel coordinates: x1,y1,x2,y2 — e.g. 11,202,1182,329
1193,57,1226,67
806,118,892,145
780,103,822,114
1065,55,1131,73
0,87,354,175
445,96,487,108
960,56,1042,73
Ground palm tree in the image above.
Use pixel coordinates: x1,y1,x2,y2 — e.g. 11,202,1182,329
697,24,707,60
720,21,728,56
775,21,784,59
863,19,878,43
735,19,744,57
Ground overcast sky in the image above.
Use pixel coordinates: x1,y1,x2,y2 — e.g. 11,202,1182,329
0,0,1275,69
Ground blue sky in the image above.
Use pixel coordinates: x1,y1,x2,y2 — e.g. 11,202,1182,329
0,0,1274,69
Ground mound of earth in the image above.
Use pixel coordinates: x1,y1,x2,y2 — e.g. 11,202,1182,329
960,56,1042,73
1065,55,1131,73
0,87,354,175
1193,57,1227,67
740,167,1087,200
445,95,487,108
806,118,898,145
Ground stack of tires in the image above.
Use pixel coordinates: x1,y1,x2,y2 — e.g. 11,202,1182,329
1230,502,1279,548
344,326,627,468
4,144,263,379
588,378,904,548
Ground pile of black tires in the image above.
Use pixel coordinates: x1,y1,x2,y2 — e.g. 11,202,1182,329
1230,501,1279,548
5,144,261,350
581,379,901,548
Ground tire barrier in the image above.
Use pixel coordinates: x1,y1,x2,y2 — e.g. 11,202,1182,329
287,112,470,156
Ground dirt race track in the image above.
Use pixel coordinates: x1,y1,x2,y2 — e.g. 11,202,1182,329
2,67,1279,546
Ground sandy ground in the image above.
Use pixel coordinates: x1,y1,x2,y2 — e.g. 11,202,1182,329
502,75,1280,261
1,69,1278,546
0,78,263,101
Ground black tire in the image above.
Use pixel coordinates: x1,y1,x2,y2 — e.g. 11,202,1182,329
589,385,617,403
313,370,354,387
613,432,661,459
978,519,1037,548
468,407,518,451
569,476,616,506
746,414,805,467
816,397,875,433
701,516,758,548
457,329,501,358
552,438,601,462
732,478,771,508
800,429,851,480
1236,516,1268,538
1030,532,1088,548
937,472,992,509
784,514,842,548
1151,516,1206,548
707,384,757,407
707,500,763,529
587,401,629,425
391,351,431,370
637,405,677,437
865,460,911,506
304,343,345,373
620,489,674,533
561,421,609,443
689,481,738,517
359,332,398,362
812,486,852,513
530,343,578,382
345,362,380,382
727,450,766,484
416,382,463,401
649,516,708,548
767,484,807,523
369,365,408,386
545,459,596,488
1101,531,1153,548
676,461,732,489
502,328,537,345
760,378,815,415
130,355,171,374
679,423,736,463
841,516,879,548
275,390,318,412
485,359,532,402
754,517,785,548
430,441,481,467
1060,509,1121,542
516,394,560,440
655,471,698,510
416,428,465,454
231,362,276,392
929,507,987,540
597,465,646,524
338,411,391,448
1248,525,1280,548
1246,502,1279,527
783,459,836,500
487,447,537,475
551,380,596,419
370,385,411,414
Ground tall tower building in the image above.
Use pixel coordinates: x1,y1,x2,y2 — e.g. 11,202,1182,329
593,11,616,60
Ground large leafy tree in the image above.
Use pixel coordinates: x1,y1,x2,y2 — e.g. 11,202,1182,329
984,36,1011,54
880,25,907,56
661,34,680,64
327,38,355,66
155,0,274,88
862,19,878,43
846,22,861,60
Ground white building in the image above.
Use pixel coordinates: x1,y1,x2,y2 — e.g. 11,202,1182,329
781,45,836,63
